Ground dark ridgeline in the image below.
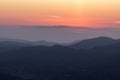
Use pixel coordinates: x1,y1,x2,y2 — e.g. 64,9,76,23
68,37,120,49
0,37,120,80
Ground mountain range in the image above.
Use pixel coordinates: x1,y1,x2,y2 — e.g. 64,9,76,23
68,37,120,49
0,37,120,80
0,36,119,51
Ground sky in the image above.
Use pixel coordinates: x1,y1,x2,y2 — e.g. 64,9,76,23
0,0,120,42
0,0,120,27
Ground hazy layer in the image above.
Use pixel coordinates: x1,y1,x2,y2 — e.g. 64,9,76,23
0,26,120,42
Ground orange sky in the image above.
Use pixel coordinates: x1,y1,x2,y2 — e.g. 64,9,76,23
0,0,120,27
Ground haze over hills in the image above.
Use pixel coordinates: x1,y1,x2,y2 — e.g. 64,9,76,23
0,26,120,42
0,36,119,51
32,40,57,46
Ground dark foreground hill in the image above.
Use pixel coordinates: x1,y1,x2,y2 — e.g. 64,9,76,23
0,42,120,80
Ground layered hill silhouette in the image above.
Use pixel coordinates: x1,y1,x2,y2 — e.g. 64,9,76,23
68,37,120,49
0,37,120,80
0,36,119,51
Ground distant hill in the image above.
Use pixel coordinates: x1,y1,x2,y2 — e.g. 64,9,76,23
0,38,58,52
0,38,31,43
0,41,32,52
32,40,57,46
0,37,120,52
68,37,120,49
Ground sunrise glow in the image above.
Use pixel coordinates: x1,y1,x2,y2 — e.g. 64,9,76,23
0,0,120,27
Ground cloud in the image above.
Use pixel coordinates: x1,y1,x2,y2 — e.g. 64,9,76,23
19,25,96,30
114,20,120,24
20,25,71,28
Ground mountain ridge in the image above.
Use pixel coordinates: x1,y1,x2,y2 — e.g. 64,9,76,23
68,36,120,49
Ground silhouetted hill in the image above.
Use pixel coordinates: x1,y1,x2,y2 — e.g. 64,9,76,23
69,37,120,49
0,39,57,52
0,38,30,43
0,42,120,79
0,38,58,48
0,41,32,52
0,37,120,80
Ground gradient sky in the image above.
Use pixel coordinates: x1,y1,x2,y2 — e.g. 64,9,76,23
0,0,120,27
